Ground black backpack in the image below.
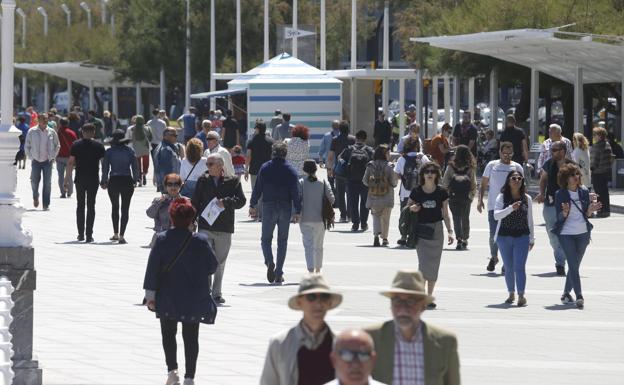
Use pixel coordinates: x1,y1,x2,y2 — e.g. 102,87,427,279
448,166,472,198
401,154,423,192
346,145,371,182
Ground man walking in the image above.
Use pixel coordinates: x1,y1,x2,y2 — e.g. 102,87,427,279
499,115,529,165
203,131,235,178
477,142,524,273
373,112,392,147
177,106,198,143
55,117,78,198
195,119,212,150
272,113,293,141
340,130,374,232
154,127,182,192
24,113,60,210
245,120,274,221
451,111,478,157
249,142,301,284
221,110,240,150
86,110,105,142
366,270,460,385
147,108,167,155
327,121,356,222
261,274,342,385
326,329,386,385
535,141,575,275
64,123,105,242
536,124,573,174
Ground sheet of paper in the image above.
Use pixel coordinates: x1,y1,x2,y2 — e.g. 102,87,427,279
201,197,225,226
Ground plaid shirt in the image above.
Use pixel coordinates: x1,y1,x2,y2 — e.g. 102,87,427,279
393,323,425,385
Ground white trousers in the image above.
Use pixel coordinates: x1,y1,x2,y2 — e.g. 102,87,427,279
299,222,326,271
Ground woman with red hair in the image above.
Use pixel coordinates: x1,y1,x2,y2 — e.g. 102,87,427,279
143,198,218,385
285,124,310,177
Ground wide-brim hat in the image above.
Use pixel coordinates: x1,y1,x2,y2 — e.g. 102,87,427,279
288,274,343,311
380,270,435,304
106,129,131,145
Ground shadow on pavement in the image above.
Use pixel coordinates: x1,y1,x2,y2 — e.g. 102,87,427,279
544,304,577,311
239,282,299,287
485,303,514,309
532,272,559,278
56,240,84,245
470,273,502,278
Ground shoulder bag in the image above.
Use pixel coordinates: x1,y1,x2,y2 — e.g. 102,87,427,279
321,180,335,230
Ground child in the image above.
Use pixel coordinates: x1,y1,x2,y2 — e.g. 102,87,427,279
231,145,246,177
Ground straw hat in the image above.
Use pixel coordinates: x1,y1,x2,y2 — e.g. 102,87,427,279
288,274,343,311
380,270,435,304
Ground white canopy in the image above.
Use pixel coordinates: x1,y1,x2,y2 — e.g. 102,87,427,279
14,62,158,88
411,28,624,84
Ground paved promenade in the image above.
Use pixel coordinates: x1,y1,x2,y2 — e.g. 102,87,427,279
15,164,624,385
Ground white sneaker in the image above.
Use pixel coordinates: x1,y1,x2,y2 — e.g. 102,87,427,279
183,379,195,385
166,370,180,385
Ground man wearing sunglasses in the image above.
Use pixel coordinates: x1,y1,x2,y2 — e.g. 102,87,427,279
366,270,460,385
261,274,342,385
153,127,182,192
326,329,386,385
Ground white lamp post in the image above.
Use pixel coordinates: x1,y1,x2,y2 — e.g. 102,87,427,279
61,3,71,27
16,7,27,108
80,2,92,30
184,0,191,112
37,6,48,36
100,0,109,24
37,6,50,112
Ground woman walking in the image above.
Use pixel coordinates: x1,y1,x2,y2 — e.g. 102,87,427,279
143,198,218,385
554,163,601,309
285,124,310,177
179,138,207,197
590,127,613,217
101,130,139,244
126,115,153,186
406,162,453,308
362,145,398,247
571,133,591,190
147,173,184,245
493,170,535,307
442,144,477,250
298,160,335,273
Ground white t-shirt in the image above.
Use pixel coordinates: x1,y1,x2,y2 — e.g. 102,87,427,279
180,157,208,183
561,190,588,235
393,152,430,200
147,118,167,144
571,148,591,188
482,160,524,211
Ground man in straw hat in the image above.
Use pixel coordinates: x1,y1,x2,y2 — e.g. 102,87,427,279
325,329,386,385
366,270,460,385
260,274,342,385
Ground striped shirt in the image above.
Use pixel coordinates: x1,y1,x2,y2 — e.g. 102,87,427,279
393,323,424,385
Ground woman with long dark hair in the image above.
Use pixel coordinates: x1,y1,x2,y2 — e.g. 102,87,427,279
442,144,477,250
493,170,535,306
101,130,139,244
126,115,153,186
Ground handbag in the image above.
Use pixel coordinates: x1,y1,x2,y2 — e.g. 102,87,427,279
321,180,335,230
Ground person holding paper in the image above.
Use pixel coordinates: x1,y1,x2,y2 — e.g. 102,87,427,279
191,153,246,304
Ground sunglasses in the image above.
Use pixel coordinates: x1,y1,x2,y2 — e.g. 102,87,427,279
166,182,181,187
510,176,524,181
391,297,421,307
303,293,332,302
337,349,372,363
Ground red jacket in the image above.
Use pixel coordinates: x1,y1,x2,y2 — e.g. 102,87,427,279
58,127,78,158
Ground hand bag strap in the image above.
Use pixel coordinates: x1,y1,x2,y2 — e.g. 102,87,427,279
162,232,193,274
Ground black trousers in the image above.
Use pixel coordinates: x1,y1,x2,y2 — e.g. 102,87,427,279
591,172,610,214
107,176,134,235
335,176,349,219
75,182,99,237
449,198,472,241
160,319,200,379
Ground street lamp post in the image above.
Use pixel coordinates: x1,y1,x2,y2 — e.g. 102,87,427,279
37,6,50,112
36,7,48,36
101,0,109,24
80,2,92,30
185,0,191,112
61,3,71,27
16,7,27,108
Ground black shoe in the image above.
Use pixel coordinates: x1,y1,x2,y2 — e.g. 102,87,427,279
461,240,468,250
274,275,284,285
351,225,359,232
373,235,380,247
501,265,505,275
142,175,147,186
266,262,276,283
397,239,407,246
118,237,127,244
382,239,389,246
77,235,85,241
556,265,566,276
426,302,437,310
505,294,515,304
576,295,584,309
560,293,574,304
213,296,225,304
486,257,498,272
455,242,463,250
60,194,66,199
361,224,369,231
85,236,94,243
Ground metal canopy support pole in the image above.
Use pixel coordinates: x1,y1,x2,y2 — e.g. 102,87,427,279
452,76,460,127
112,83,118,116
350,0,356,69
468,77,475,120
236,0,241,73
432,76,438,138
350,79,357,134
621,65,624,142
399,79,405,136
530,68,539,145
382,0,389,116
136,84,142,115
184,0,191,112
574,66,583,134
67,79,72,111
415,69,423,128
263,0,269,62
209,0,216,110
320,0,326,70
43,79,49,112
292,0,298,57
22,76,27,108
160,67,166,109
443,76,450,124
89,80,95,111
489,69,498,133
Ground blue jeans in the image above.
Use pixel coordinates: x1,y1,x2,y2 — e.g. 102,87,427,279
31,160,52,207
558,232,590,297
488,210,499,259
496,235,530,294
261,201,292,278
543,204,566,267
334,176,349,219
347,181,369,228
56,157,73,196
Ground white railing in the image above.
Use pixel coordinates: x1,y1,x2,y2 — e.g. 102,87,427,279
0,276,14,385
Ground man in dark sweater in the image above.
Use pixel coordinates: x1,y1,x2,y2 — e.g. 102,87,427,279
373,112,392,147
250,142,302,284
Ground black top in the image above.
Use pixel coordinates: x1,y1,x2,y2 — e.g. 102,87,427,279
409,185,449,223
330,134,356,158
452,123,478,155
70,138,106,185
297,331,334,385
499,199,530,237
499,126,526,164
374,119,392,145
543,158,575,205
222,117,238,148
247,133,275,175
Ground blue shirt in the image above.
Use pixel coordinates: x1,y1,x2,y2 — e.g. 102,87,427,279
195,131,208,150
182,113,197,137
101,145,139,184
318,128,339,162
250,158,301,213
17,122,29,151
154,141,181,191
